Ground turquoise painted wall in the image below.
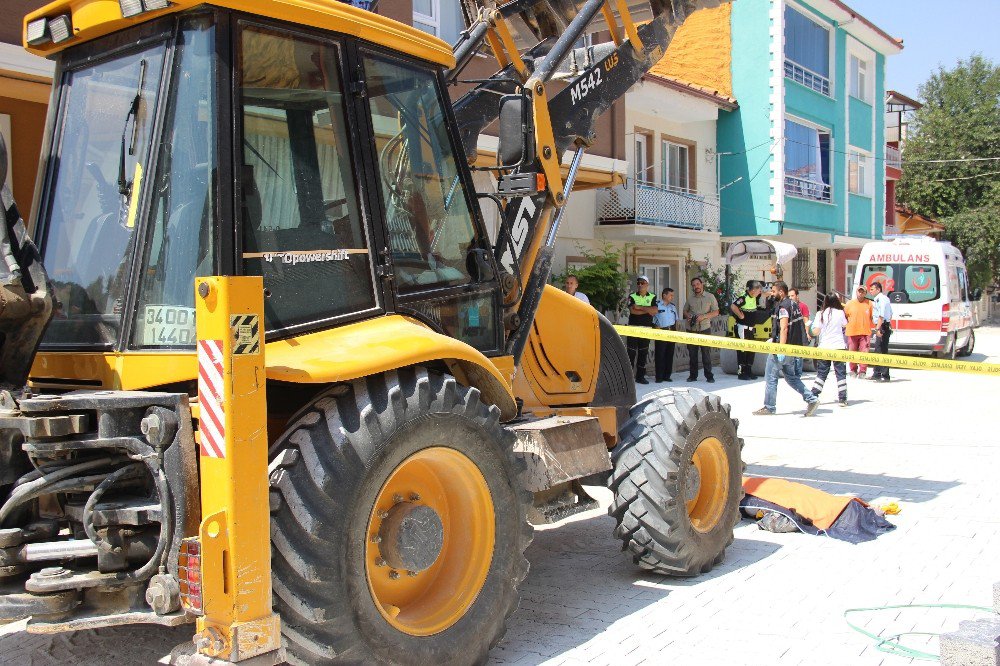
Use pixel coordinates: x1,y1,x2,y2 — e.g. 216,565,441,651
848,194,872,236
720,0,893,242
849,97,873,150
782,0,842,235
718,0,776,237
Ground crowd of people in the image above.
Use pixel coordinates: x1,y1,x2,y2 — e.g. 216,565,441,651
564,273,894,415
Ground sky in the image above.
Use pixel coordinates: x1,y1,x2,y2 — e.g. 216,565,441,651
845,0,1000,98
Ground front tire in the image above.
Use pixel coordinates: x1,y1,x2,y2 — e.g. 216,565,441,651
609,387,744,576
268,368,532,664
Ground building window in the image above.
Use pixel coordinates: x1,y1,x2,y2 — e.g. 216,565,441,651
413,0,440,36
845,259,857,294
849,150,871,196
784,5,831,96
634,132,652,183
784,118,831,202
850,54,870,103
661,140,691,192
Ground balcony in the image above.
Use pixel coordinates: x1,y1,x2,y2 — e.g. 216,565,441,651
784,174,831,203
596,181,720,232
886,144,902,171
784,59,830,97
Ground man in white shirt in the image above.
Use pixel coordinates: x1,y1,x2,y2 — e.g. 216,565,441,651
869,281,894,382
564,275,591,305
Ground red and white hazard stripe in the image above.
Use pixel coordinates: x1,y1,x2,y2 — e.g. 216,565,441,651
198,339,226,458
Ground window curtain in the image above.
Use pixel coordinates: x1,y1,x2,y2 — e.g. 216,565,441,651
785,7,829,77
784,120,822,184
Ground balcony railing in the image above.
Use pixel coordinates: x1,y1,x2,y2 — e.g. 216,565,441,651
784,59,831,97
596,181,720,232
886,144,902,171
784,174,831,202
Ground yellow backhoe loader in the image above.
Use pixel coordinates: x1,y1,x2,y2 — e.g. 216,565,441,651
0,0,743,662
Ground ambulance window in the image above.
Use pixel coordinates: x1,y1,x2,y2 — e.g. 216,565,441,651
860,264,893,292
902,265,938,303
956,267,970,301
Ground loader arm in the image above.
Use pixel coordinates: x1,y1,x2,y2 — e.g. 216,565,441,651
452,0,727,361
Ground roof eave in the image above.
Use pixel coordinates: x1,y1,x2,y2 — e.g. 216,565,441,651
642,73,739,111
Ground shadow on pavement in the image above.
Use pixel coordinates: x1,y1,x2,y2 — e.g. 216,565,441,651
746,464,960,503
491,511,781,663
0,622,192,665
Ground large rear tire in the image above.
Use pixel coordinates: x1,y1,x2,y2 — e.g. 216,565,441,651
268,368,532,664
609,387,743,576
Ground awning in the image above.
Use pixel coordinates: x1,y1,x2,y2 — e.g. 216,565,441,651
725,239,797,267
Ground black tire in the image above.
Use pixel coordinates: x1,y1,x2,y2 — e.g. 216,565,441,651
591,311,637,428
608,387,744,576
268,368,532,665
959,329,975,357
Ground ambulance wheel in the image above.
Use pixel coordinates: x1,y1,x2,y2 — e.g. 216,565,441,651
268,368,532,665
958,329,975,357
946,334,958,360
608,387,744,576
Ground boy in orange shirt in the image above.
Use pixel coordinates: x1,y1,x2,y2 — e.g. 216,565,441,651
844,286,874,378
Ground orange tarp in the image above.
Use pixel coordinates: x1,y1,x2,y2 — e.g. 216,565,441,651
742,476,864,530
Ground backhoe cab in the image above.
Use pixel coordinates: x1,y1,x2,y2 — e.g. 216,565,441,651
0,0,744,662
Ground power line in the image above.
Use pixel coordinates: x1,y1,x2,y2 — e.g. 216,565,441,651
927,170,1000,183
746,140,778,185
717,138,776,157
907,156,1000,164
783,137,1000,165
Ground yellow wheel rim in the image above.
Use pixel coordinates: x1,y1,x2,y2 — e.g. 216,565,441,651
365,447,495,636
685,436,729,533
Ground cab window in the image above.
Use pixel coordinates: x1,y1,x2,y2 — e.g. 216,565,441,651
363,53,480,294
39,39,166,346
239,24,376,332
132,17,215,348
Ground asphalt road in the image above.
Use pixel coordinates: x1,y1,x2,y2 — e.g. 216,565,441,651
2,327,998,665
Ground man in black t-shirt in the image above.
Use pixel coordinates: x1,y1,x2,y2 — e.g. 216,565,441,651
753,281,819,416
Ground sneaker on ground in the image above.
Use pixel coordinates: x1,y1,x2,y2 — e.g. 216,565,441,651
804,401,819,417
752,407,775,416
839,399,848,407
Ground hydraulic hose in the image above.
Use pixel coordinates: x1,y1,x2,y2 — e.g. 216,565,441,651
82,463,144,554
0,457,116,526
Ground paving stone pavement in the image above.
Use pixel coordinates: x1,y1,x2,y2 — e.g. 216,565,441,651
1,328,998,665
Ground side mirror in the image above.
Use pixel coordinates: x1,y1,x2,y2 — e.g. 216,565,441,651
972,287,982,301
497,94,534,169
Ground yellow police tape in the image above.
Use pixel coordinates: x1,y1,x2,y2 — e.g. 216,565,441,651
614,325,1000,376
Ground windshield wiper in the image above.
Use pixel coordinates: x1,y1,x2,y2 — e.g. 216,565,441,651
117,58,147,199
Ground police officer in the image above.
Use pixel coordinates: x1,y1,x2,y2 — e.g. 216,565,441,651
627,276,658,384
730,280,765,380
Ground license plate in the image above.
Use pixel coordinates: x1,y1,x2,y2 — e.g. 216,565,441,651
142,305,196,346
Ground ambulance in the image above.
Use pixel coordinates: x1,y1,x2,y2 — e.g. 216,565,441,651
854,237,975,358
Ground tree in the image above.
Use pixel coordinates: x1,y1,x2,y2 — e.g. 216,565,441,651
897,55,1000,289
554,243,631,316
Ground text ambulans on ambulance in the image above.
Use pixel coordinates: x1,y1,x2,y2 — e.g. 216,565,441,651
854,237,975,358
